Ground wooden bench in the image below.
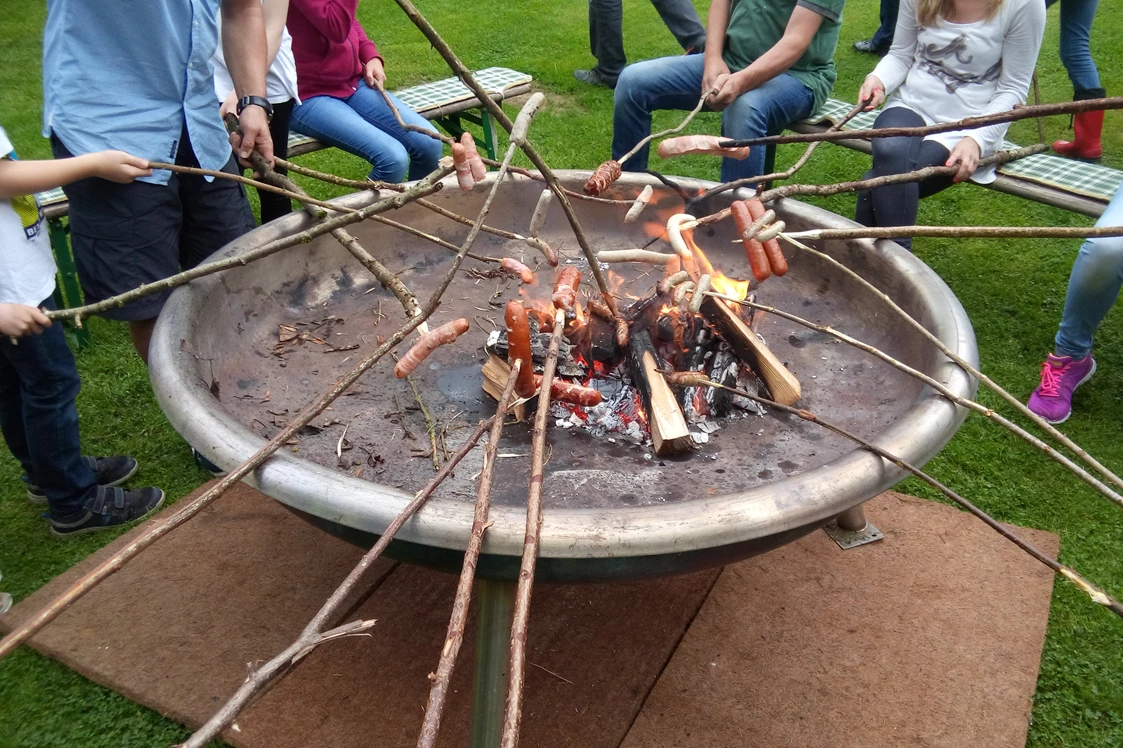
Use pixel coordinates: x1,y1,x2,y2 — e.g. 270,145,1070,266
777,97,1121,218
36,67,533,346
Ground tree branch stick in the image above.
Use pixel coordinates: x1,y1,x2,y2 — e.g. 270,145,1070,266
684,146,1045,230
148,161,357,216
617,89,715,167
45,164,453,323
774,230,1123,499
781,224,1123,241
703,291,1123,509
500,308,564,748
273,157,390,191
416,362,522,748
334,227,424,325
718,96,1123,148
374,79,456,145
180,418,494,747
676,375,1123,619
478,158,633,206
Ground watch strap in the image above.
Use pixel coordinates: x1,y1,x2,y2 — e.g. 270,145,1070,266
236,95,273,122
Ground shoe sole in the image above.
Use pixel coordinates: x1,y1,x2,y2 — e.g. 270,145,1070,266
1041,359,1097,425
50,490,166,539
28,461,140,505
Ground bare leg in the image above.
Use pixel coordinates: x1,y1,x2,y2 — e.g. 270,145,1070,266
129,319,157,365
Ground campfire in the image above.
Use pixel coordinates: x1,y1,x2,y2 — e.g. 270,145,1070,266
482,217,797,456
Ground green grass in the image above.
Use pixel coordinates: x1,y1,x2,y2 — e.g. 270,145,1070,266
1,0,1122,745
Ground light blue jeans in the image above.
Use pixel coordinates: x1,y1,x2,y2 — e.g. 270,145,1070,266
291,85,444,182
1045,0,1102,92
612,54,815,182
1054,186,1123,357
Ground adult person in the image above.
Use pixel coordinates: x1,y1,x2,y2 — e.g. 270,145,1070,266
612,0,847,183
1026,185,1122,423
576,0,708,89
44,0,273,364
214,0,300,223
852,0,1045,250
1046,0,1105,161
853,0,900,56
287,0,443,183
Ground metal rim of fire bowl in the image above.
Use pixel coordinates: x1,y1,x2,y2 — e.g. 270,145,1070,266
150,171,978,577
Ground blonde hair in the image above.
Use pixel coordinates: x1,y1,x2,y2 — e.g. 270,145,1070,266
915,0,1003,27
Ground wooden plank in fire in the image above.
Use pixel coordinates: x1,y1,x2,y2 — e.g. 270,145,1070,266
627,329,693,456
699,296,802,406
481,354,529,422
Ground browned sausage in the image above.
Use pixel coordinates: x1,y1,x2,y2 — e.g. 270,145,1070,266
539,376,603,407
745,198,788,276
501,257,535,284
504,301,537,398
552,267,582,312
730,200,754,239
393,319,470,378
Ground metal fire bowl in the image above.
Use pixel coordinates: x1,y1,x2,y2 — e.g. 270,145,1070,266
150,171,977,582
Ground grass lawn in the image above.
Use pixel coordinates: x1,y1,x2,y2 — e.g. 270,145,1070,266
1,0,1122,745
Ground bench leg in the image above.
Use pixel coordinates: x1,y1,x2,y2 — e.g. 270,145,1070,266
48,217,90,350
479,110,499,161
432,111,498,163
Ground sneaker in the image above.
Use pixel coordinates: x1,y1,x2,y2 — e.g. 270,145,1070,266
853,39,889,56
192,447,227,478
25,455,139,505
1027,353,1096,424
574,68,617,89
49,485,165,538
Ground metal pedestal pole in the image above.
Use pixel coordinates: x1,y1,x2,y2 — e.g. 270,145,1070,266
470,578,515,748
824,502,884,549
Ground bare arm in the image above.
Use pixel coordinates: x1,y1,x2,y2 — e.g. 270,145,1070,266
702,0,732,98
0,152,150,200
711,5,824,110
262,0,291,66
222,0,274,163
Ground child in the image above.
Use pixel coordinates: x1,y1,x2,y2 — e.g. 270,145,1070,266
0,125,164,536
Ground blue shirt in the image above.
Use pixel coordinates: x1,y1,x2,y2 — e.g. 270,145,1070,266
43,0,232,185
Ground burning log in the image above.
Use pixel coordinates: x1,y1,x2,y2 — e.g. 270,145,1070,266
700,294,800,405
627,329,692,455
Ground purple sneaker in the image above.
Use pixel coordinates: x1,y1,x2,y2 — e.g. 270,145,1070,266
1027,353,1096,424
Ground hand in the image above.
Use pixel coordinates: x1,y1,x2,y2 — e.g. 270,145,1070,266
230,103,275,169
0,304,51,338
364,58,386,89
946,137,981,183
219,90,238,120
701,57,730,102
88,151,152,183
708,71,745,112
858,75,885,111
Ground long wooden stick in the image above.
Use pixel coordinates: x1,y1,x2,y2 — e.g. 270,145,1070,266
684,145,1045,230
781,224,1123,241
671,374,1123,619
500,309,564,748
718,96,1123,148
416,361,522,748
617,89,716,167
703,291,1123,508
181,416,495,748
774,231,1123,500
44,165,452,323
148,161,357,216
375,79,456,145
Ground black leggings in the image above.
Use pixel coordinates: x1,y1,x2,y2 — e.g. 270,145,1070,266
258,98,296,224
854,106,955,250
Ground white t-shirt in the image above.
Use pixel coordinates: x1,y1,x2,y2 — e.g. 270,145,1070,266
870,0,1045,183
0,127,57,306
212,8,299,105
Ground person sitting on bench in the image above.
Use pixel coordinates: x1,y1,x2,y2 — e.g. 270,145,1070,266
287,0,443,183
853,0,1045,250
611,0,846,183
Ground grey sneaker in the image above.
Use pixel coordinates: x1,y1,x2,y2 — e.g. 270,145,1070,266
574,68,617,89
25,455,139,504
49,485,165,538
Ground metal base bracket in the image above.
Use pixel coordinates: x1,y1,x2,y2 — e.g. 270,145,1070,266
824,520,884,549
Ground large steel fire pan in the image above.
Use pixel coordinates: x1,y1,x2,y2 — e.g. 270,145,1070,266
150,171,977,582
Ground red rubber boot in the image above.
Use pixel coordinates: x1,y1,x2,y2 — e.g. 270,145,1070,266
1053,88,1106,161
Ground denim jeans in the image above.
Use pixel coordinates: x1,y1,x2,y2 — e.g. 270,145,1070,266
1054,186,1123,358
291,86,444,182
870,0,901,50
612,54,814,182
1046,0,1102,92
0,297,96,517
589,0,707,81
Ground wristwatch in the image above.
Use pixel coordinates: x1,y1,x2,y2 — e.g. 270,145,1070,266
236,95,274,123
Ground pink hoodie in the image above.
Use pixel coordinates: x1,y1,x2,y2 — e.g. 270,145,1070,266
287,0,384,101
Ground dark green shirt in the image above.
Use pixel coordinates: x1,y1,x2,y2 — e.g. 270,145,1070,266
722,0,846,114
